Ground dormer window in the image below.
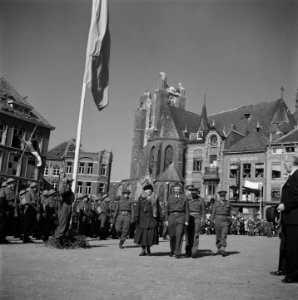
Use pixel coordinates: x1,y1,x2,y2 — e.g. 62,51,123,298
210,134,218,147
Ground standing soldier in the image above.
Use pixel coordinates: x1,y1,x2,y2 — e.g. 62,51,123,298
114,189,134,249
98,194,112,240
22,182,40,243
0,178,16,243
42,189,57,242
185,187,206,258
109,195,120,239
54,178,74,248
166,182,189,258
211,190,232,257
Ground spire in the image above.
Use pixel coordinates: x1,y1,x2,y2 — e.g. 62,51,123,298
198,93,209,131
281,86,284,99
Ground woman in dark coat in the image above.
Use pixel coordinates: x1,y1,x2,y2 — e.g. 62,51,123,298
134,183,160,256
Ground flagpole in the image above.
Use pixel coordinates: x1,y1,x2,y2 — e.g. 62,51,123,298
72,82,87,193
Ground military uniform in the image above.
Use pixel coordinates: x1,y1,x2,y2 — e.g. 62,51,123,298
55,178,74,247
166,183,190,258
114,190,134,248
211,191,231,256
99,196,112,239
0,179,16,243
185,188,206,257
23,183,40,242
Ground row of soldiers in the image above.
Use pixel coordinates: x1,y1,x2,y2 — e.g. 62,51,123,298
0,177,58,243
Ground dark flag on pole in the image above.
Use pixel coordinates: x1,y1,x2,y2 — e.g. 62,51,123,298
83,0,110,111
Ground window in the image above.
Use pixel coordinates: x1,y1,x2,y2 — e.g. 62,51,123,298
98,183,105,194
85,182,92,195
66,162,72,174
44,166,49,176
285,146,295,153
0,123,7,145
210,135,218,147
149,146,156,173
193,158,202,172
101,164,107,176
164,146,173,170
242,188,252,201
229,164,239,178
209,155,217,166
53,167,60,177
255,163,264,178
272,148,282,154
26,156,36,179
78,162,85,174
51,183,58,190
87,163,94,174
271,188,280,201
242,163,251,178
77,181,83,194
229,186,239,201
272,163,281,179
205,181,217,196
11,128,24,149
7,153,20,175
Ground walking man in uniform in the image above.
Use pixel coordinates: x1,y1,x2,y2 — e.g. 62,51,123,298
114,189,134,249
185,187,206,258
166,182,189,258
211,190,232,257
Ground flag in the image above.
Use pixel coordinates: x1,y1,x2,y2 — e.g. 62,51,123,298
84,0,110,111
243,180,262,191
21,138,42,167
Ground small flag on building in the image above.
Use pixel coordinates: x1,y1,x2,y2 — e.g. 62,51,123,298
83,0,110,111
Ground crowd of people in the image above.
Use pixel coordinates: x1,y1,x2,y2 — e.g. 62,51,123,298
2,155,298,283
0,178,278,246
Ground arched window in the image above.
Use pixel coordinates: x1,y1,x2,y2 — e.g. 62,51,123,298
164,145,173,170
149,146,155,173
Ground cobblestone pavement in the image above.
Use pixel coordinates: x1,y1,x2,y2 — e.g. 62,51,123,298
0,235,297,300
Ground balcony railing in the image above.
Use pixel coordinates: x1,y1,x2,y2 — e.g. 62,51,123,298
203,166,219,180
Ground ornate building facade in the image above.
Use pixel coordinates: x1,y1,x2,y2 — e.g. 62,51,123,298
129,72,298,217
0,78,54,187
44,139,113,198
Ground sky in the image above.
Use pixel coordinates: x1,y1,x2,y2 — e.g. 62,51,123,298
1,0,298,181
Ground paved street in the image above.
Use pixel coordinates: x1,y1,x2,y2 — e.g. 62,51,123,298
0,235,297,300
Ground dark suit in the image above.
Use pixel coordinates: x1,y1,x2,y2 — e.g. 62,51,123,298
166,194,190,256
280,169,298,280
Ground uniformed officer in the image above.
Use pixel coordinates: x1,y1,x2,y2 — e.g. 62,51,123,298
185,186,206,258
211,190,232,257
22,182,40,242
0,178,17,243
42,189,57,242
114,189,134,249
99,194,112,240
166,182,190,258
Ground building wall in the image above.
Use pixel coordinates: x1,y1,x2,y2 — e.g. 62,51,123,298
0,112,52,185
44,149,112,198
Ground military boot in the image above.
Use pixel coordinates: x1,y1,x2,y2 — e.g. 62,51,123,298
119,240,124,249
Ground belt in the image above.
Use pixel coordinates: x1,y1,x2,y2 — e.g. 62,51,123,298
190,212,201,216
120,211,131,216
171,211,184,214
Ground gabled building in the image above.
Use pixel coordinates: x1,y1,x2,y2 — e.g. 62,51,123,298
129,72,298,217
44,139,113,198
0,77,54,187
